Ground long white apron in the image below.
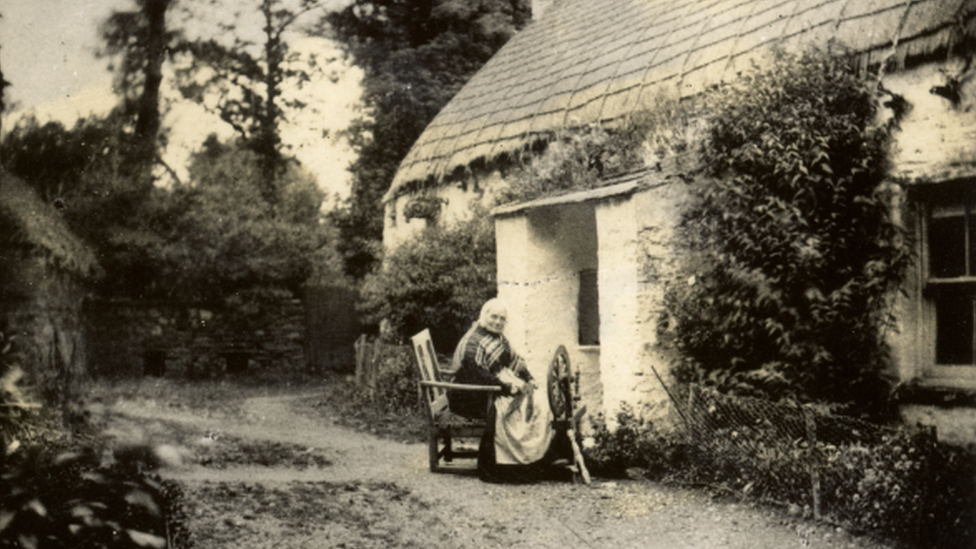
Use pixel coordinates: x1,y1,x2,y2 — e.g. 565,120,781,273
493,369,554,465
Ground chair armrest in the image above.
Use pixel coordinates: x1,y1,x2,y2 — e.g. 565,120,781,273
420,380,502,392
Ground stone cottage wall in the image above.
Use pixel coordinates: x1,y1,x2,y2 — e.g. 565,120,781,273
497,203,605,421
85,298,306,377
879,58,976,445
591,180,691,428
633,181,693,427
0,253,88,403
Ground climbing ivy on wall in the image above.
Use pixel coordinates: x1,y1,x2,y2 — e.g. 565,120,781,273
662,49,911,417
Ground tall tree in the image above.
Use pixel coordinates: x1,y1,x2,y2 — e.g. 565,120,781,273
101,0,179,188
324,0,530,279
175,0,333,205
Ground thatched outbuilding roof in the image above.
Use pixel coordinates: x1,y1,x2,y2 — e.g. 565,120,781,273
0,173,101,279
387,0,976,202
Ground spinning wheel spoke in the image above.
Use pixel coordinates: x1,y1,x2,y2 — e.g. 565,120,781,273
547,345,573,420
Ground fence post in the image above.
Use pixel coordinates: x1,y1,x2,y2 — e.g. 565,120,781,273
803,406,821,521
686,384,699,443
354,334,367,387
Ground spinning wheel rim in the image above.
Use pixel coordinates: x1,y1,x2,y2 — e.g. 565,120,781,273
547,345,573,420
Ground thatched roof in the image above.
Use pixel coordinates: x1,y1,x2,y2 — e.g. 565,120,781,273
388,0,976,202
0,173,101,279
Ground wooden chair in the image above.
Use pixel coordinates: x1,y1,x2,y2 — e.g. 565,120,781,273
411,329,500,472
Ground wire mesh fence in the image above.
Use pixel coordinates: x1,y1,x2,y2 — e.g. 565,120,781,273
669,383,951,540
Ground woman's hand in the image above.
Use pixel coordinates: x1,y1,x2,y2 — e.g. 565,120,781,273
498,368,531,395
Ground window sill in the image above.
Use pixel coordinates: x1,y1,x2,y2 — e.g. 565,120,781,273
896,380,976,407
577,345,600,354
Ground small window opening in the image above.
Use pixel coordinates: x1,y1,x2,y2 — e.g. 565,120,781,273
578,269,599,346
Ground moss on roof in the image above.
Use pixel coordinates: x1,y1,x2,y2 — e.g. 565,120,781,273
0,172,101,279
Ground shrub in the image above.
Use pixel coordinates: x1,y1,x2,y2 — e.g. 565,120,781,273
662,48,911,415
820,431,929,539
359,212,496,350
0,444,189,549
369,343,421,414
588,391,976,549
0,329,35,454
586,404,691,480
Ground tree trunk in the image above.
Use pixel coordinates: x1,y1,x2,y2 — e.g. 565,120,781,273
134,0,170,187
259,0,283,206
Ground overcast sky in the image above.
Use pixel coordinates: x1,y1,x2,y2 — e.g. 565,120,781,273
1,0,360,199
2,0,129,115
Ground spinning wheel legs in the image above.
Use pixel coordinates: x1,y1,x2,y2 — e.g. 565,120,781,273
547,345,590,484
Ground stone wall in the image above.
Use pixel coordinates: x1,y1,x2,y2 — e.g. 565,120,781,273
0,253,88,403
85,298,306,378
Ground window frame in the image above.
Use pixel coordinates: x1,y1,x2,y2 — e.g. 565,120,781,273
919,180,976,388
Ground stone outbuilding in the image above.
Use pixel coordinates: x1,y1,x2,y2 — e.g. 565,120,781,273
385,0,976,443
0,172,101,398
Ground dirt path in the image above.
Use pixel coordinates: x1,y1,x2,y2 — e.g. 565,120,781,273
104,389,895,549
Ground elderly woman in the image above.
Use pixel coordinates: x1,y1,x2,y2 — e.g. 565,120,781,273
448,298,569,483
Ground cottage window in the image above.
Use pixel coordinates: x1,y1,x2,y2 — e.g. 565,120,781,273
928,200,976,365
578,269,600,346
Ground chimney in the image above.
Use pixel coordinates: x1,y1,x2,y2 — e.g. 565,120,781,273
532,0,555,20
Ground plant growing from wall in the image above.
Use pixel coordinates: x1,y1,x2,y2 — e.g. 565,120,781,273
494,94,692,208
661,49,911,416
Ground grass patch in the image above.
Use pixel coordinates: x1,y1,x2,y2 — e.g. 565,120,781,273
182,481,437,549
197,436,332,469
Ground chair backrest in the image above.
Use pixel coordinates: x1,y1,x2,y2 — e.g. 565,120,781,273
411,329,444,403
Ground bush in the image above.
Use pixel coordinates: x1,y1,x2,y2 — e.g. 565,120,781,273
588,395,976,549
0,444,189,549
1,329,35,453
663,48,911,415
820,431,928,539
359,212,496,350
369,343,420,414
586,404,691,480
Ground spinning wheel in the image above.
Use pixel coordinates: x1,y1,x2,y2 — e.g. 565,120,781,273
547,345,575,421
546,345,590,484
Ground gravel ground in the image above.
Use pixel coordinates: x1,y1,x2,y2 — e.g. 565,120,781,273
94,381,898,549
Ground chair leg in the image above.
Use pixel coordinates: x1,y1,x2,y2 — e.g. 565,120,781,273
428,430,440,472
443,434,454,462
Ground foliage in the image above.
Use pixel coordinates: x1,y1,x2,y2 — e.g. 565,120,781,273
359,211,496,350
312,355,427,443
587,397,976,549
820,432,929,540
0,329,38,457
0,444,189,549
135,137,337,302
325,0,530,278
495,121,653,206
369,343,421,413
585,404,691,480
100,0,174,176
196,436,333,469
0,114,153,246
172,0,335,201
661,49,911,415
